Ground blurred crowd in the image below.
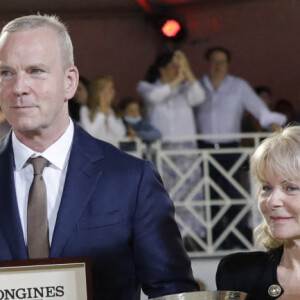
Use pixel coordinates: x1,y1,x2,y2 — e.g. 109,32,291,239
69,46,291,149
0,46,294,147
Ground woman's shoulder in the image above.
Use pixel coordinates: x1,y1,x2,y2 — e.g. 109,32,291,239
222,249,270,261
216,249,279,286
218,249,278,271
217,248,282,285
216,248,283,299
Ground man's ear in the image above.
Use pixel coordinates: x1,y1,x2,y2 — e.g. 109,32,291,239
64,66,79,102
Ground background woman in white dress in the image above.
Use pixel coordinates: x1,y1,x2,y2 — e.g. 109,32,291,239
137,50,206,249
80,76,126,147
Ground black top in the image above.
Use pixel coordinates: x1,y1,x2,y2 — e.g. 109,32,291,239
216,246,284,299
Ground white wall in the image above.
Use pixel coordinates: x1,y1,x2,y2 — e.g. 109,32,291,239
191,257,221,290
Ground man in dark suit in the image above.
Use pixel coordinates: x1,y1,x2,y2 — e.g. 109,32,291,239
0,15,199,300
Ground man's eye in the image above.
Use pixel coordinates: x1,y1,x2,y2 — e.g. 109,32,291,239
0,70,12,77
31,69,42,74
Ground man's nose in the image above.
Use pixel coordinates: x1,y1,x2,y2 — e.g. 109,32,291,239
13,73,29,96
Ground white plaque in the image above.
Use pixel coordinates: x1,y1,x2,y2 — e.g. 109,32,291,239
0,258,92,300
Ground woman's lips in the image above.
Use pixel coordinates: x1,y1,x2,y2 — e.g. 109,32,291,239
270,216,293,221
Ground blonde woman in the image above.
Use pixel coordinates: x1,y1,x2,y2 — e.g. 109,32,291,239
216,125,300,299
80,77,126,147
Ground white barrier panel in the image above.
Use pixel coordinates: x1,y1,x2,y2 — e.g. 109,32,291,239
119,133,269,257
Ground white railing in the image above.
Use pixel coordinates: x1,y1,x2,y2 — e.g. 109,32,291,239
120,132,271,257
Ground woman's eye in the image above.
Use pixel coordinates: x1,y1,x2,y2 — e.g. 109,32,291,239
286,185,299,193
262,185,272,192
262,184,271,191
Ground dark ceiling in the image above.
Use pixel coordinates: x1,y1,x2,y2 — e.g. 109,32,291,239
0,0,248,17
0,0,194,14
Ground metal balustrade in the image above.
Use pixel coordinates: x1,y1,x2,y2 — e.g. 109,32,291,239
120,132,271,257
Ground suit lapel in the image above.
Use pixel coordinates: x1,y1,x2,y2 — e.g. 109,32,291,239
0,134,28,260
50,125,104,257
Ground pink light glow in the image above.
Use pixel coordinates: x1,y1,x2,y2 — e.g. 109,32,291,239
162,20,181,37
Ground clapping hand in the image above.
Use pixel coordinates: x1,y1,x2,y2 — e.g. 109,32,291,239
174,50,196,84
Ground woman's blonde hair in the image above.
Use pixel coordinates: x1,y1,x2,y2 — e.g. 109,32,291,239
251,125,300,250
87,77,113,122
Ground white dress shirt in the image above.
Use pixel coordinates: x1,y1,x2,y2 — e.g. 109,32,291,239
80,106,126,147
137,79,205,137
194,74,287,143
13,121,74,245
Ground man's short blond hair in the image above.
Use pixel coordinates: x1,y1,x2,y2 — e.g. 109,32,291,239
0,14,74,71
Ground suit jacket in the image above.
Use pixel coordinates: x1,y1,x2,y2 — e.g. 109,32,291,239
216,246,284,299
0,123,199,300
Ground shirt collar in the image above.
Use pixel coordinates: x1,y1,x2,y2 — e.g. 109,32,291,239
12,120,74,171
203,74,230,91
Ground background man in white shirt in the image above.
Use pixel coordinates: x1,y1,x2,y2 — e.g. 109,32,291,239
195,46,286,143
194,46,287,249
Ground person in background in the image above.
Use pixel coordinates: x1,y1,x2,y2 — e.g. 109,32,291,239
68,76,89,123
137,50,206,249
0,14,199,300
274,98,297,125
216,125,300,299
255,86,273,109
194,46,287,249
195,47,286,142
136,50,205,192
119,97,161,152
80,76,126,147
137,49,204,139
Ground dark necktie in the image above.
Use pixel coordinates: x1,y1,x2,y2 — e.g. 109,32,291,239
27,156,49,259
